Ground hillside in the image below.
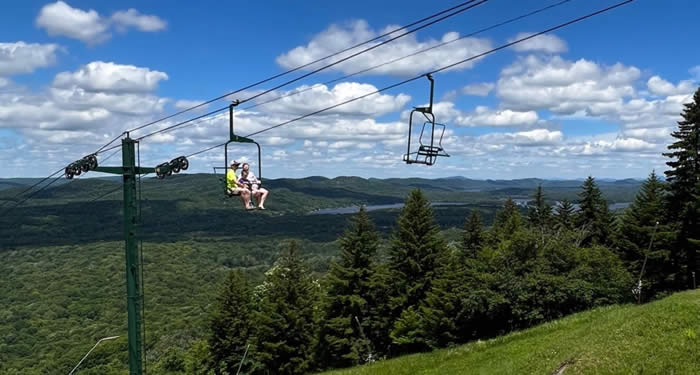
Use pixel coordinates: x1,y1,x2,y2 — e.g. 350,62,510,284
0,175,641,248
321,290,700,375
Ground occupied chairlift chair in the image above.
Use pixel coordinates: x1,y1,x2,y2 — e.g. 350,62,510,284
403,74,449,166
213,101,262,198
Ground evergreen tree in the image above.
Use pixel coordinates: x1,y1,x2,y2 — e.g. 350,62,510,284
490,197,522,243
387,189,447,353
462,210,485,258
528,185,552,229
251,241,318,375
317,208,378,369
209,270,253,375
364,263,394,358
663,87,700,289
417,251,470,348
617,171,674,298
555,199,575,231
576,176,613,246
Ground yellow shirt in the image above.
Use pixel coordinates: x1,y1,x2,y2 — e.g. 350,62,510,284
226,169,239,189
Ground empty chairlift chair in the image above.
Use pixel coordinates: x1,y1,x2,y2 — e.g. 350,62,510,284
403,74,449,166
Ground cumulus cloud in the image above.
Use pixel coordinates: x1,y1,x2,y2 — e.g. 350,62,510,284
276,20,492,76
426,102,538,128
456,106,539,127
36,1,166,44
479,129,563,146
111,9,167,32
0,42,61,76
562,137,656,155
462,82,494,96
647,76,695,96
53,61,168,93
253,82,411,117
497,55,639,114
508,33,568,54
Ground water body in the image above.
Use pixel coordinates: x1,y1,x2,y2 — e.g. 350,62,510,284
311,202,468,215
312,201,631,215
510,198,630,211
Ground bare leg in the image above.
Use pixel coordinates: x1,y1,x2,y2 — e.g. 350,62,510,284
258,188,269,209
240,190,252,209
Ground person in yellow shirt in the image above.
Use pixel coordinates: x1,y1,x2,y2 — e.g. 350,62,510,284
226,161,253,210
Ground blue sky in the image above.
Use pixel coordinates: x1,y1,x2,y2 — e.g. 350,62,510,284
1,0,698,180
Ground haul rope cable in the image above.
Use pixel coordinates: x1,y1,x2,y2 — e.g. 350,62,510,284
130,0,488,141
135,0,573,140
163,0,636,163
124,0,486,134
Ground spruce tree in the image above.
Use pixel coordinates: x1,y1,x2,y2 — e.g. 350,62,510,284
462,210,484,258
251,241,318,375
209,270,253,375
387,189,447,353
555,199,575,231
317,208,378,369
528,185,552,229
417,252,469,348
490,197,522,243
576,176,613,246
617,171,673,298
663,87,700,289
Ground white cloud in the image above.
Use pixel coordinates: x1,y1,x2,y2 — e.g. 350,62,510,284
508,33,568,54
276,20,492,76
456,106,539,127
479,129,563,146
36,1,110,44
49,87,168,115
427,102,537,128
0,42,61,76
111,9,167,32
462,82,494,96
53,61,168,93
254,82,410,117
36,1,166,45
647,76,695,96
497,55,639,114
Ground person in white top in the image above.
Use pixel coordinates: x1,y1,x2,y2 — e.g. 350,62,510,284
242,162,269,210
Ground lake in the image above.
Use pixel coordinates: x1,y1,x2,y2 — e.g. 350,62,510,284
311,202,468,215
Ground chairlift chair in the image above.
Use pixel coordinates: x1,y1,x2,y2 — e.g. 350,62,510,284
214,101,262,198
403,74,449,166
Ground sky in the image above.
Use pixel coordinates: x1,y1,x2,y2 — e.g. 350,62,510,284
0,0,698,180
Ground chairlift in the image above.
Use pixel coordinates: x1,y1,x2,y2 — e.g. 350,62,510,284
403,74,449,166
213,101,262,198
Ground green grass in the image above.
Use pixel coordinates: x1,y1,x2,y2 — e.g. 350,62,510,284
321,290,700,375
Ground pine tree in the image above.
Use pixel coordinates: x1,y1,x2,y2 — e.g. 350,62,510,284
462,210,484,258
663,87,700,289
617,171,674,298
317,208,378,369
251,241,319,375
209,270,253,375
387,189,447,353
576,176,613,246
555,199,575,231
528,185,552,229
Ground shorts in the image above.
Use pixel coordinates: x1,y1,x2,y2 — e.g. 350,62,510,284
227,187,245,196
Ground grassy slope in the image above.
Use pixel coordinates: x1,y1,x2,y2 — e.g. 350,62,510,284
322,290,700,375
